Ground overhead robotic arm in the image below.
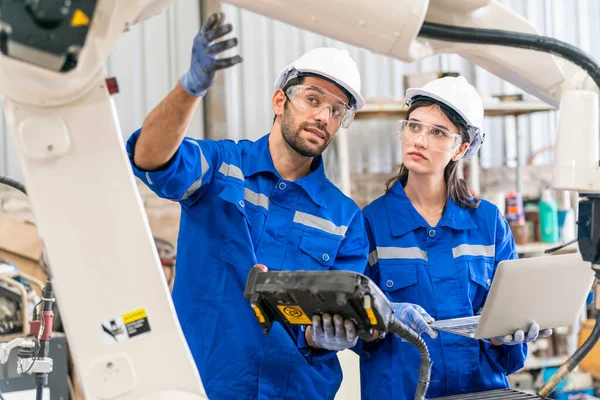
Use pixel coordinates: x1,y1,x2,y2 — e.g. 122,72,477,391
0,0,599,398
0,1,207,399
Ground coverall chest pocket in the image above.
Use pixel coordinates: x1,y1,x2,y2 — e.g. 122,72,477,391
209,183,255,270
295,232,342,270
217,182,249,222
242,202,267,248
461,259,494,314
378,261,420,303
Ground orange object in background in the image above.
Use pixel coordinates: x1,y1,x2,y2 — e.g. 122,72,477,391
505,191,525,225
578,319,600,379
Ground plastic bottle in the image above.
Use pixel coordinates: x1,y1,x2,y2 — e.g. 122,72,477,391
557,190,576,242
505,191,528,244
539,189,559,243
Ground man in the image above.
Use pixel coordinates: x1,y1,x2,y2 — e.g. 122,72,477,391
126,12,368,400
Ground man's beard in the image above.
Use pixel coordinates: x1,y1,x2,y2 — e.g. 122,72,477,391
281,107,331,157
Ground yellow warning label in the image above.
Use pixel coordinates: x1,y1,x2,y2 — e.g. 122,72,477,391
71,9,90,27
365,307,378,325
252,305,265,323
123,308,147,325
277,305,311,325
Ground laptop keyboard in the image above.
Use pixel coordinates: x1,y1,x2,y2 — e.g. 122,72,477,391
447,323,479,334
433,388,542,399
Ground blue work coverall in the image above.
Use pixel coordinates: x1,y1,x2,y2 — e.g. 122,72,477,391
126,132,368,400
359,182,526,399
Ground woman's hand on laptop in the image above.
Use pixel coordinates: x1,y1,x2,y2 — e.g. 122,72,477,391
490,323,553,346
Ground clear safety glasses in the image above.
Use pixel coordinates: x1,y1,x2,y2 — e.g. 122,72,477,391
398,120,463,153
285,85,356,128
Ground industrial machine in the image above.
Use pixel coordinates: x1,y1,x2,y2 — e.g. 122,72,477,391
0,0,599,399
244,268,433,399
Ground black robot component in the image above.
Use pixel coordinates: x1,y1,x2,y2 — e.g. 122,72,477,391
244,269,433,400
0,0,97,71
244,268,393,339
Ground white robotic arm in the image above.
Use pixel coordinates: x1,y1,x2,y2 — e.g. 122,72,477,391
1,0,599,399
0,1,206,399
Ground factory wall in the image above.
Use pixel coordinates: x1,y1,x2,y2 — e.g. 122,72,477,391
1,0,598,188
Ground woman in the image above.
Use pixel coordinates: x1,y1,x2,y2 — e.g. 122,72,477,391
359,76,551,399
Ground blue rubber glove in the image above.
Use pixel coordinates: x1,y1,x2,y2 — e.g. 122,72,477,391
309,313,358,351
492,323,553,345
392,302,438,339
181,12,243,97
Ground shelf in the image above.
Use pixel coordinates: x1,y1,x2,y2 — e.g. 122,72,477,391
523,355,568,371
355,98,555,121
516,242,578,255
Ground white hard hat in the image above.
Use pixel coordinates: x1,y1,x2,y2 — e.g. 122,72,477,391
405,76,485,158
274,47,364,110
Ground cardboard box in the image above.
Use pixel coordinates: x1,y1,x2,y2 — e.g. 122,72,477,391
0,213,46,290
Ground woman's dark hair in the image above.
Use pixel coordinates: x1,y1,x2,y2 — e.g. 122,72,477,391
385,96,480,208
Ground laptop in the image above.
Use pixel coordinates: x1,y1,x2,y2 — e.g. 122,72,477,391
430,253,595,339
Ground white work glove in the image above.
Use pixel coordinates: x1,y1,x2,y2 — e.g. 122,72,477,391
309,313,358,351
491,323,553,346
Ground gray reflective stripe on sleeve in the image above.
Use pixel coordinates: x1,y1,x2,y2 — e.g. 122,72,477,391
244,188,270,210
218,162,244,181
185,138,200,148
293,211,348,236
452,244,495,258
145,172,153,185
368,250,378,266
376,246,428,261
181,148,209,201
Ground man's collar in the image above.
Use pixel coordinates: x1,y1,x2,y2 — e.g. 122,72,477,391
242,133,328,208
242,134,279,177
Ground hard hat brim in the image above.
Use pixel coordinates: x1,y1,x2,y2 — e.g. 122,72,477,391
275,66,365,110
405,88,474,127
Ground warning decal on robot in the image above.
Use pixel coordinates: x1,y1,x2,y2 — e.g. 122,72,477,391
123,308,151,338
101,308,152,345
101,317,128,344
71,9,90,27
277,305,312,325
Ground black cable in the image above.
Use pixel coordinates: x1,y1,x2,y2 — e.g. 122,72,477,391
539,310,600,397
418,22,600,91
387,316,431,400
22,341,41,375
35,380,43,400
0,175,26,195
32,299,42,321
544,238,578,254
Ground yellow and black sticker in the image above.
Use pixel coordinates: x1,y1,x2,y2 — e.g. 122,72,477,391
277,305,311,325
123,308,151,338
71,9,90,27
101,308,151,345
